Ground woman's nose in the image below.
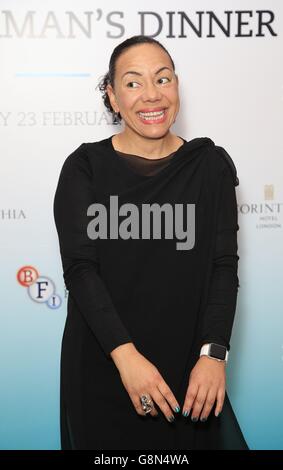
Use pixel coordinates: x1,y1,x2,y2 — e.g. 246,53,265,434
142,82,162,101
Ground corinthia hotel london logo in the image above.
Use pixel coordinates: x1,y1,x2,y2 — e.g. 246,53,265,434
238,184,283,229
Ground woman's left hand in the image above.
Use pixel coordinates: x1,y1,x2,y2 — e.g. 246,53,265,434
182,356,226,421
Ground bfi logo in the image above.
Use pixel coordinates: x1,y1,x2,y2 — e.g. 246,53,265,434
17,265,62,309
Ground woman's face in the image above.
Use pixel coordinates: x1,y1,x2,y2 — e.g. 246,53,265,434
106,43,180,139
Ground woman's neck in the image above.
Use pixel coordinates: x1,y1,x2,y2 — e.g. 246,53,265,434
112,130,183,159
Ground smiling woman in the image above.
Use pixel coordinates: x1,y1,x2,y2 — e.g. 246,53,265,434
54,34,249,451
97,35,181,158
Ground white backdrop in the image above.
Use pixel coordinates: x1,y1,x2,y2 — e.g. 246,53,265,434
0,0,282,450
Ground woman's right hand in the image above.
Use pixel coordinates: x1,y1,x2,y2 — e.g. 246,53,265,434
110,343,180,422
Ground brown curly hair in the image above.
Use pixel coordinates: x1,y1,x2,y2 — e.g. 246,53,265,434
96,35,176,125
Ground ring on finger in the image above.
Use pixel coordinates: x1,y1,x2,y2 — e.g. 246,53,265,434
140,394,154,414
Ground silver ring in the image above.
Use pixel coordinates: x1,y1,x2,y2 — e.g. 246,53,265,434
140,394,154,414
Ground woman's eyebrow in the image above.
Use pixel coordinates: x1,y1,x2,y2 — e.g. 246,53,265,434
122,66,172,79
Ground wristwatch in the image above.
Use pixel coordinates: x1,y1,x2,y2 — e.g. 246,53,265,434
200,343,229,362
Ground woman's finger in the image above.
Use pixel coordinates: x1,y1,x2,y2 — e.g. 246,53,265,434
128,391,148,416
150,385,176,422
190,385,208,421
157,380,180,414
214,386,226,417
199,387,217,421
182,381,199,417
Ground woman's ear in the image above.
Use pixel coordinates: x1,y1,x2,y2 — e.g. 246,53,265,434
106,84,119,114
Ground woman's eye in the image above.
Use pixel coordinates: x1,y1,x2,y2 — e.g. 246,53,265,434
126,77,171,88
158,77,171,84
126,81,139,88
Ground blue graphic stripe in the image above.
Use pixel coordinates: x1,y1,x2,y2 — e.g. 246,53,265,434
15,72,91,77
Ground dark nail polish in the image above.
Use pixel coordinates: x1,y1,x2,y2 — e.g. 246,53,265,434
168,415,175,422
191,416,198,422
200,417,207,422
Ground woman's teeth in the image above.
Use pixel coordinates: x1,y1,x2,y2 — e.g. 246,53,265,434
138,110,166,120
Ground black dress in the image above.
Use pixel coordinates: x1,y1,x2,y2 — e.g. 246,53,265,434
53,134,249,450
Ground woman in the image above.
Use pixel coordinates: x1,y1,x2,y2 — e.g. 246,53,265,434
53,34,249,450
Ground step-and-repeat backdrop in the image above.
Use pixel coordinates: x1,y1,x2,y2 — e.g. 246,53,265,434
1,0,282,450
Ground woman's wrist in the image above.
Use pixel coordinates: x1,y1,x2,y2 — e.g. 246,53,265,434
110,342,138,368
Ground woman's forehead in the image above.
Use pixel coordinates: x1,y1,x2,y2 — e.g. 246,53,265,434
116,44,171,70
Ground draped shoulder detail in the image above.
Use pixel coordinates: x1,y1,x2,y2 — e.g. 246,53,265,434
215,145,239,186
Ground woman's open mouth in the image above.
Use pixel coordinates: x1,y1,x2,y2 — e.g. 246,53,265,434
137,108,167,124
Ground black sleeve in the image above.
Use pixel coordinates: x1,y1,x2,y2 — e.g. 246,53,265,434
53,143,133,358
199,151,240,351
